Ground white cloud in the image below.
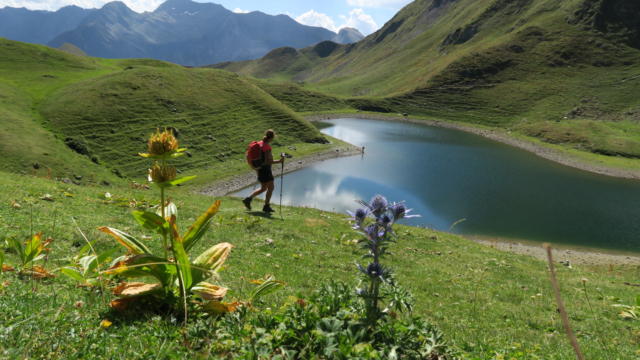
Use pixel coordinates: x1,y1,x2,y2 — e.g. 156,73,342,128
339,8,377,35
232,7,249,14
296,8,378,35
295,9,338,32
346,0,411,8
0,0,164,13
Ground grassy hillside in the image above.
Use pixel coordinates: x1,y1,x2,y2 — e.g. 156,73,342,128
216,0,640,162
40,66,326,180
0,38,331,185
1,170,639,359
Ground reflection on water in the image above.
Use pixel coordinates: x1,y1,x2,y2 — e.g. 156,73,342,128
233,118,640,251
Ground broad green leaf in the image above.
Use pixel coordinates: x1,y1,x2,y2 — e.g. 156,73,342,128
191,282,227,301
250,277,285,302
79,255,98,275
98,227,151,254
113,282,161,297
183,200,221,251
32,254,46,262
170,149,188,159
139,149,187,160
24,233,42,264
170,216,192,290
60,267,85,283
132,211,168,235
105,254,174,287
0,250,4,271
193,242,232,273
167,175,196,187
636,295,640,307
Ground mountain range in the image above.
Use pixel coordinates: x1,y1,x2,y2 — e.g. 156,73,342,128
218,0,640,160
0,0,364,66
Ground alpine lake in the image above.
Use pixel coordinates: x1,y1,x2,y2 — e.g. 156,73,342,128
234,118,640,253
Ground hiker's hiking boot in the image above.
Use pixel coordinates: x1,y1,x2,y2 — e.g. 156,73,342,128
242,197,252,210
263,204,275,213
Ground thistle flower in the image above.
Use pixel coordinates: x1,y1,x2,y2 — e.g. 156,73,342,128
148,162,176,184
140,128,180,158
390,202,420,221
369,195,388,218
367,262,382,277
364,224,384,241
347,208,368,229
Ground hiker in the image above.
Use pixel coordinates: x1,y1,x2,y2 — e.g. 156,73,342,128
243,129,285,213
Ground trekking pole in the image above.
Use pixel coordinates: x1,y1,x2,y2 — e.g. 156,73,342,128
279,154,285,219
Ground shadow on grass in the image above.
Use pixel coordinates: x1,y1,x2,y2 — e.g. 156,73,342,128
101,294,182,326
245,211,280,220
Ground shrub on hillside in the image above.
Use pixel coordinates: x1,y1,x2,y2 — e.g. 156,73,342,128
189,281,455,359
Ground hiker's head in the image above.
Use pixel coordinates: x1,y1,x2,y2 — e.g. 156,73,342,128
263,129,275,143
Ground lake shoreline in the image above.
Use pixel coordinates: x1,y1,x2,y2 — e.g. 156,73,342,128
305,113,640,180
473,238,640,266
199,115,639,265
199,144,362,197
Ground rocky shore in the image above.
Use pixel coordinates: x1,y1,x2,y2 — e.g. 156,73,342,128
199,144,361,197
474,238,640,266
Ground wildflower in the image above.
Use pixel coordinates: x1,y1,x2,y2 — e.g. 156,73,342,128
364,224,384,241
347,208,368,229
148,162,177,184
146,129,179,157
367,262,382,277
390,202,420,221
100,319,113,328
369,195,388,218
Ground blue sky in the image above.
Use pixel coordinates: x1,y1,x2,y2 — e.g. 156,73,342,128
0,0,413,35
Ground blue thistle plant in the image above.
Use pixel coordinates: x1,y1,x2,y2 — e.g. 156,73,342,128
349,195,419,324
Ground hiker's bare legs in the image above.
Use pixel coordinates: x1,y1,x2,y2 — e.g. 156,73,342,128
248,180,274,202
264,181,275,205
249,182,268,198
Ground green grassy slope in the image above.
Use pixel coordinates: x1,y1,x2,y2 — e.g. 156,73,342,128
249,78,351,113
0,39,119,183
0,38,329,184
40,66,326,180
217,0,640,161
1,171,639,359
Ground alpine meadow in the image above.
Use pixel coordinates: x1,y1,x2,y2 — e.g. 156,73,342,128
1,0,640,359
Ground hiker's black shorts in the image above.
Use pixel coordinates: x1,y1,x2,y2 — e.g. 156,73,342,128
257,166,274,183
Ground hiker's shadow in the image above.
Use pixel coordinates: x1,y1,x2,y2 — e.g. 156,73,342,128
246,211,280,220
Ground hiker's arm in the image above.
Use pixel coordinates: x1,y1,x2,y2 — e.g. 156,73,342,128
265,150,284,165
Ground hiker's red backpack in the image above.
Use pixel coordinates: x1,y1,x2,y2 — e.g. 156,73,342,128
246,140,264,169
